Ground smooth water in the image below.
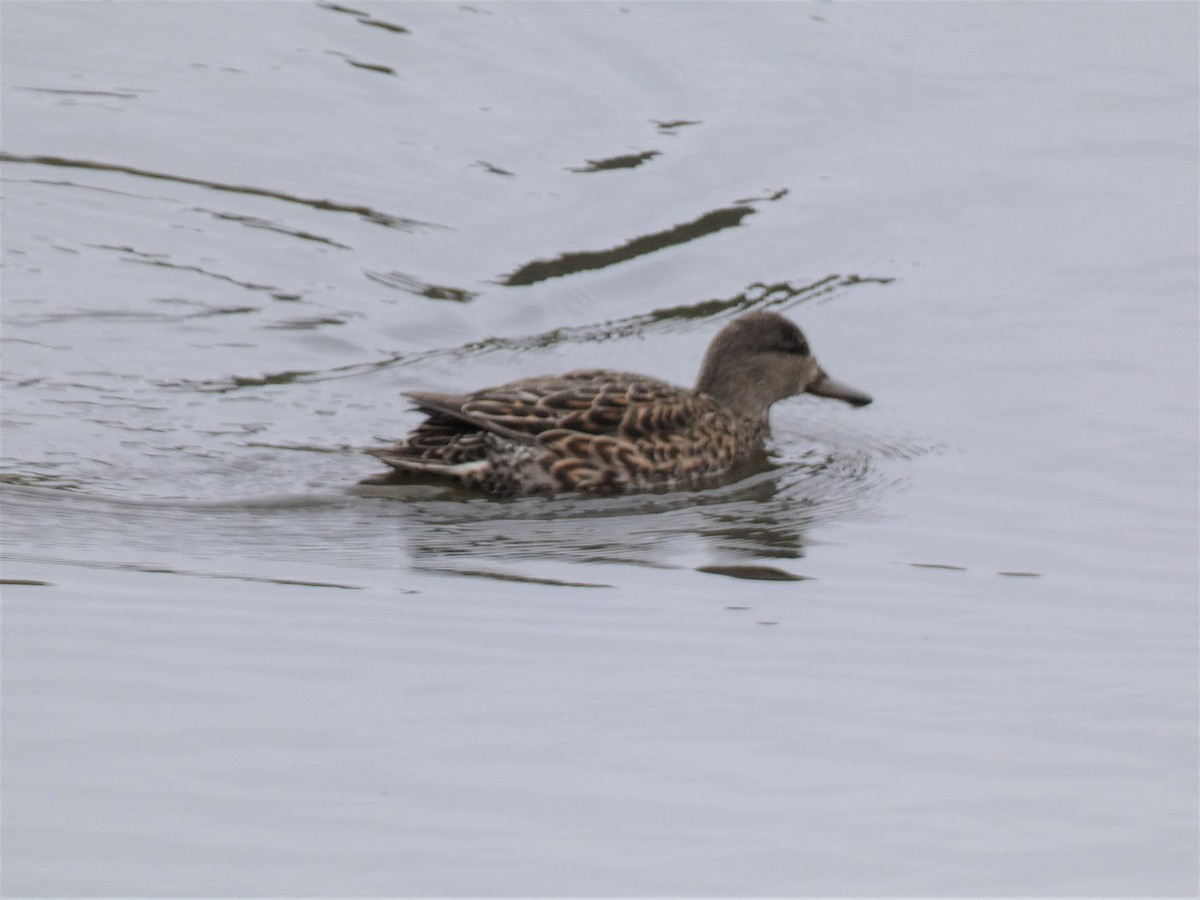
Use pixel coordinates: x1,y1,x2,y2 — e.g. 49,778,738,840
2,2,1197,895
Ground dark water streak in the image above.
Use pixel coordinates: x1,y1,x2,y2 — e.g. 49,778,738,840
0,152,433,230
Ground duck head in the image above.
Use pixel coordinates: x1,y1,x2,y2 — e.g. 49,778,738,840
694,312,872,418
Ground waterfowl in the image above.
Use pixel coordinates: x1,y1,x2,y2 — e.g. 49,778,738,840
362,312,871,496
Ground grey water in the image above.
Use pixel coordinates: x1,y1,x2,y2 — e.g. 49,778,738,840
2,2,1197,895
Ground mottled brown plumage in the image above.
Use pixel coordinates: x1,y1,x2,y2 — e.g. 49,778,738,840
362,312,871,496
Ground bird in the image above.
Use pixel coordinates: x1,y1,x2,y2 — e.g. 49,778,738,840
361,311,872,496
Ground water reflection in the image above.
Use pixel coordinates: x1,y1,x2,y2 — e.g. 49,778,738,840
500,205,757,286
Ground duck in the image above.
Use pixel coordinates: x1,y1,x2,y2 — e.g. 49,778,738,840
361,311,872,496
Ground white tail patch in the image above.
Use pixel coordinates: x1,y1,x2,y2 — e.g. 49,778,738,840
376,454,490,478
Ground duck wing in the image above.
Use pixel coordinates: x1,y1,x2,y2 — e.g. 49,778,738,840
411,370,706,443
404,390,538,444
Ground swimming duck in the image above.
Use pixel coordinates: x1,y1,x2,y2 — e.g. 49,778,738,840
362,312,871,496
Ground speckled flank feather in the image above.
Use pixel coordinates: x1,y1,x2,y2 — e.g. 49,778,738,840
363,313,872,497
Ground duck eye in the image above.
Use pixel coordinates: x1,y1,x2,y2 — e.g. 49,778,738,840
785,340,809,356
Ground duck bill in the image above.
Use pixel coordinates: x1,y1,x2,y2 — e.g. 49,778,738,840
807,369,873,407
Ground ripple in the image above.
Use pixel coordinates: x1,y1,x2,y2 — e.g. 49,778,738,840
352,442,900,568
171,275,891,393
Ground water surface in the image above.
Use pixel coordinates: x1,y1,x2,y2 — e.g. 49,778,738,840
2,2,1197,895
